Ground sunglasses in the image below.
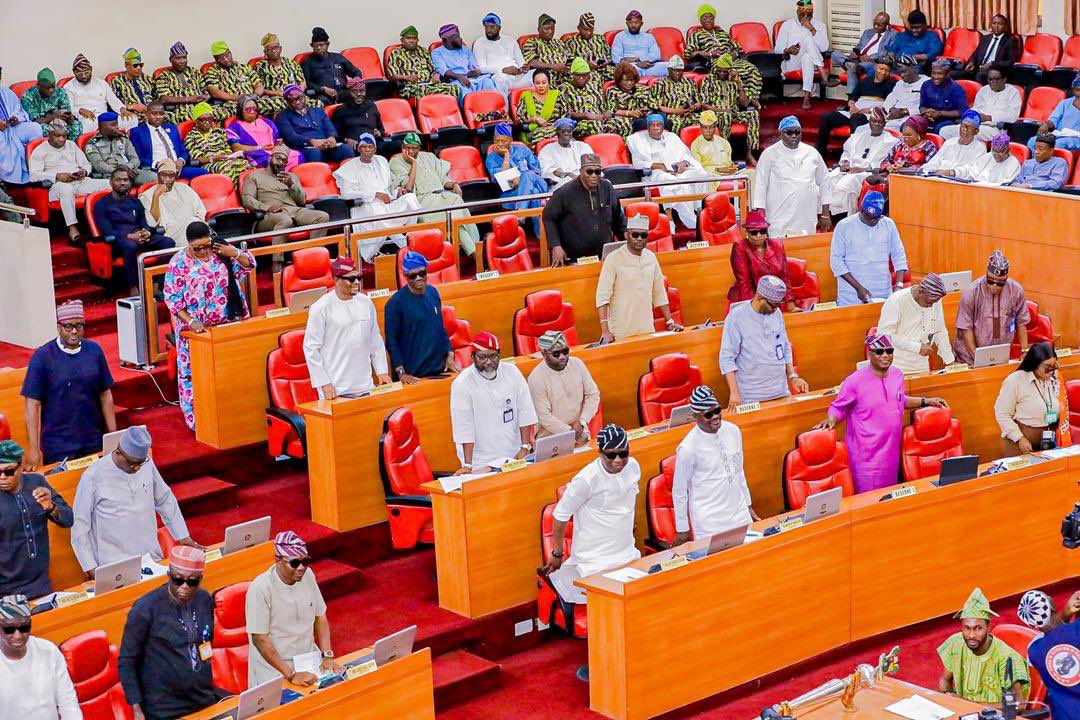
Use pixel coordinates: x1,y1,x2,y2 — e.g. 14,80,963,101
546,348,569,358
169,574,202,587
340,275,362,284
698,408,722,420
602,449,630,460
130,62,145,68
628,231,649,240
285,557,312,569
870,348,895,356
747,228,768,235
985,278,1007,287
404,270,427,280
582,168,603,176
781,129,802,135
60,322,86,331
190,243,212,252
0,465,18,478
1,623,31,635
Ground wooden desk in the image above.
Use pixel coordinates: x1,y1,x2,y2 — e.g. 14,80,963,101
185,648,435,720
751,677,985,719
44,463,92,591
0,366,28,446
578,457,1080,720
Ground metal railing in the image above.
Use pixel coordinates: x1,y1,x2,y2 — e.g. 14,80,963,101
0,201,37,228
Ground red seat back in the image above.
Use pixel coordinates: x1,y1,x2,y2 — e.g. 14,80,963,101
397,229,459,285
786,256,820,310
85,190,113,238
382,44,403,71
541,500,573,563
61,630,133,720
266,330,318,413
652,280,684,331
638,353,703,425
463,90,508,129
583,133,631,166
1021,87,1065,122
1019,33,1063,71
513,289,580,355
679,125,703,147
993,624,1047,704
954,79,981,107
292,162,339,200
441,304,474,369
1053,148,1076,177
1068,380,1080,437
730,22,773,53
901,406,964,481
625,202,673,253
342,46,386,81
698,191,741,246
0,412,10,440
191,173,241,215
1009,142,1030,165
646,456,678,547
484,215,534,275
440,145,488,184
281,247,333,304
782,429,855,510
10,80,37,98
211,581,250,695
417,94,465,133
375,98,419,136
380,407,435,496
1059,35,1080,69
603,30,621,47
76,131,95,150
926,133,943,150
941,28,981,62
648,27,686,60
509,87,532,122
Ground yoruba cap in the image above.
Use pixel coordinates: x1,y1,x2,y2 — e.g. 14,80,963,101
119,426,152,462
895,54,918,67
778,115,801,132
357,133,377,146
270,144,290,158
861,191,886,218
471,332,500,352
570,57,590,74
72,54,91,71
1073,75,1080,89
37,68,56,84
578,13,596,29
493,122,512,137
579,153,601,167
1017,590,1053,630
668,55,685,70
626,10,643,21
699,110,718,126
865,332,893,350
191,102,214,120
987,250,1009,276
402,132,421,146
274,530,309,558
170,41,188,58
312,26,330,43
757,275,787,304
0,440,24,466
956,587,999,620
931,57,952,70
400,26,419,39
538,13,556,28
155,158,178,173
554,117,576,129
283,84,304,98
330,257,358,277
402,250,429,272
537,330,567,351
646,112,665,125
991,132,1011,152
438,24,460,39
169,545,206,574
210,41,230,57
626,214,650,232
697,4,717,19
123,48,142,63
0,594,31,619
57,300,84,322
261,33,280,48
902,115,929,135
483,13,501,26
960,109,982,126
346,76,365,89
597,424,629,451
715,54,735,69
918,272,947,302
870,106,888,122
689,385,719,413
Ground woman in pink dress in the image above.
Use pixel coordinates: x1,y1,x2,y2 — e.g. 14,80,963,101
225,95,301,169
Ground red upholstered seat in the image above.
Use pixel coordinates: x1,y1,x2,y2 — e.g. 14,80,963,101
638,353,702,425
417,94,466,134
463,90,508,129
782,429,855,510
941,28,980,62
280,247,333,306
926,133,943,150
84,190,125,280
583,133,631,166
342,46,386,81
484,215,534,275
536,496,587,637
730,22,773,53
786,257,820,310
442,305,474,369
1021,87,1065,123
379,407,436,549
652,280,684,331
10,79,37,98
954,79,981,108
61,630,133,720
1009,142,1030,165
1069,380,1080,437
211,581,250,695
1019,33,1063,71
292,162,339,200
603,30,620,47
1011,300,1053,358
265,330,317,460
993,624,1047,705
191,173,255,239
0,412,10,440
901,406,964,482
649,27,686,60
397,229,459,285
625,202,674,253
1059,35,1080,69
646,455,677,551
440,145,488,184
512,289,579,355
375,98,419,137
698,191,741,246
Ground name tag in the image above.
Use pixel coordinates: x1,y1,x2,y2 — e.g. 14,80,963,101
778,516,804,533
576,255,599,265
627,427,650,440
890,485,918,499
264,307,291,319
684,240,709,250
57,591,90,608
475,270,501,281
366,288,391,299
500,458,527,472
734,402,761,414
942,363,970,374
345,660,378,679
198,641,213,661
1057,347,1073,357
1003,457,1031,470
659,555,688,572
369,382,403,396
812,302,837,311
203,548,223,563
67,455,98,470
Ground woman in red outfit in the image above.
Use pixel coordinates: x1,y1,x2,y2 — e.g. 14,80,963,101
727,209,793,307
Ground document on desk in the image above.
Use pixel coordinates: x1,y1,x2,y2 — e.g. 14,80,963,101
437,471,494,493
884,694,954,720
1041,445,1080,460
602,567,649,583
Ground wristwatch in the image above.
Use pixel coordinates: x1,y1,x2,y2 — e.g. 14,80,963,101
550,550,564,558
520,443,534,452
322,650,335,659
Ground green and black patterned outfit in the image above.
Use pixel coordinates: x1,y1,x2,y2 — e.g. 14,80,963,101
650,77,701,133
685,28,763,101
111,74,156,122
183,127,251,182
154,67,229,123
554,78,620,137
385,47,459,100
603,85,653,137
522,37,571,86
700,73,760,149
515,89,561,143
565,33,615,81
203,63,284,116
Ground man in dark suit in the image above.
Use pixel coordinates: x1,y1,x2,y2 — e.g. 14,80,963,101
128,101,206,179
93,168,175,293
963,14,1022,83
829,12,898,93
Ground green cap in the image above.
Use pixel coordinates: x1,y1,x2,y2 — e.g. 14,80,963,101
37,67,56,85
400,26,419,39
715,53,735,69
123,47,142,63
210,40,230,56
956,587,999,620
402,132,422,146
570,57,590,74
0,440,24,466
191,102,214,120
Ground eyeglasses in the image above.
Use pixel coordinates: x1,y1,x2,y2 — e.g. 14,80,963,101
870,348,895,356
582,168,603,176
698,408,722,420
130,63,145,68
115,447,148,471
781,129,801,136
547,348,569,358
169,574,202,587
340,275,362,284
404,270,427,280
0,465,18,478
602,449,630,460
985,277,1007,287
627,231,649,240
190,243,212,252
60,322,85,331
1,623,31,635
286,557,312,569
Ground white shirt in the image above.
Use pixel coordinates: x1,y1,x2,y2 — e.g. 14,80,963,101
538,139,591,186
921,137,987,174
303,290,388,398
971,84,1022,125
876,286,955,374
883,75,929,117
627,130,701,172
552,457,641,576
140,183,206,246
28,141,92,183
837,127,896,170
753,141,827,238
472,35,526,75
147,125,173,166
775,17,829,68
245,565,327,687
0,636,83,720
672,422,752,536
450,363,538,469
954,153,1021,184
64,77,125,118
982,34,1004,65
333,155,396,202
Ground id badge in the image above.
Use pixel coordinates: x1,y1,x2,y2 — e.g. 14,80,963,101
503,408,514,424
774,342,784,362
1045,411,1059,425
198,641,213,661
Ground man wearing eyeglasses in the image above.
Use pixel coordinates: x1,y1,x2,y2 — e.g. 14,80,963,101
542,152,626,267
71,426,200,579
527,331,601,445
385,251,458,384
303,257,391,400
954,251,1029,367
753,115,829,239
119,545,217,720
22,300,116,470
0,594,82,719
247,531,340,687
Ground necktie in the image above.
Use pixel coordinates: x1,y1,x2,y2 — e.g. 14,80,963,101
862,33,883,56
156,128,176,160
983,36,1000,65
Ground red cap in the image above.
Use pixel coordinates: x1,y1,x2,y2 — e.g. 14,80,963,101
330,257,357,278
743,209,769,230
470,331,500,352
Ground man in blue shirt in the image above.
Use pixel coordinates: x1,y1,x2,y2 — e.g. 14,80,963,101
431,24,497,101
830,191,909,306
1028,591,1080,720
93,167,175,293
889,10,943,73
919,59,968,133
384,251,457,382
275,84,355,164
611,10,669,78
1010,134,1069,191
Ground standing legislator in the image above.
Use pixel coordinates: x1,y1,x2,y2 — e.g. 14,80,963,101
954,251,1029,366
753,115,828,238
672,386,758,546
0,594,82,720
542,153,625,266
527,331,601,444
830,192,908,306
876,273,955,374
384,251,457,383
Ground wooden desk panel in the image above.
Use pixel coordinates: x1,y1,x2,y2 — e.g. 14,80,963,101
758,677,985,719
45,464,91,591
0,366,28,446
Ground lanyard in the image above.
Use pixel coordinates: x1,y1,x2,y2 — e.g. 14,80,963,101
1034,379,1056,413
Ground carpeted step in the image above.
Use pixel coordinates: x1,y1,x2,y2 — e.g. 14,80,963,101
170,475,238,517
309,558,363,600
84,301,120,338
51,242,87,271
55,283,106,306
433,650,502,709
53,264,92,288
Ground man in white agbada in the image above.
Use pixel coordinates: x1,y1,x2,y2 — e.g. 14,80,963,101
333,134,421,262
753,115,828,238
0,594,83,720
71,426,200,573
672,386,759,545
943,132,1021,184
940,67,1020,142
876,272,956,374
881,57,928,131
539,118,591,188
822,107,896,216
472,13,534,97
921,110,987,174
775,0,830,109
542,424,641,604
303,257,391,399
140,159,206,247
66,54,136,133
449,331,537,473
627,114,711,229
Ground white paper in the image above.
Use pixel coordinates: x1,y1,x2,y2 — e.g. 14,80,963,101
141,553,168,578
494,166,521,191
602,567,648,583
437,471,494,493
292,650,323,676
884,694,954,720
791,393,823,402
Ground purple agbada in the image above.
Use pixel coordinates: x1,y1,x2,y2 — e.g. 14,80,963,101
827,365,907,492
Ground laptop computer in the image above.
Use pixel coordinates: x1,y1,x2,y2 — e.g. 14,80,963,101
287,287,328,314
374,624,418,666
93,555,143,596
601,241,626,260
938,270,972,294
533,431,576,463
686,525,750,560
234,677,283,719
932,454,979,487
668,405,693,429
802,487,843,523
223,516,272,556
972,343,1011,369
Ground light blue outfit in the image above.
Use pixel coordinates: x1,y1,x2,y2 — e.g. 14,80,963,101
829,214,908,307
0,86,45,184
718,300,793,404
485,144,546,237
431,45,498,101
611,30,669,78
1010,157,1070,191
1028,98,1080,153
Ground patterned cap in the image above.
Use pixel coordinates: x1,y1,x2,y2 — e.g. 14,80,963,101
210,41,230,57
0,594,31,619
918,273,947,302
283,84,304,98
357,133,377,145
330,257,358,277
960,109,982,126
699,110,718,126
123,48,142,63
1073,75,1080,89
483,13,501,26
537,330,567,351
0,440,24,466
579,153,602,167
865,332,893,350
668,55,685,70
273,530,309,558
402,132,422,146
554,117,576,129
538,13,556,28
1017,590,1054,630
689,385,719,413
402,250,428,272
170,41,188,58
931,57,952,70
646,112,665,126
346,76,365,89
47,118,69,134
470,331,500,352
715,54,734,69
986,250,1009,276
870,106,888,122
438,24,460,39
861,191,885,218
400,26,419,39
570,57,590,74
778,115,801,132
956,587,999,620
261,33,280,48
597,424,629,451
169,545,206,574
626,214,650,232
578,13,596,29
757,275,787,304
155,159,178,173
57,300,84,322
895,54,918,67
493,122,512,137
991,132,1011,152
626,10,643,20
72,53,91,71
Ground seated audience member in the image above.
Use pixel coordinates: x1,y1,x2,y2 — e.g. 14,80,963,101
775,0,830,110
542,153,626,265
276,85,354,163
889,10,943,73
690,110,741,182
130,102,206,180
878,55,928,132
596,214,683,341
226,95,301,170
830,192,907,306
603,62,653,138
880,115,937,175
0,85,41,185
523,14,571,85
946,131,1021,184
204,41,281,116
154,42,215,124
672,385,759,545
814,333,946,492
995,342,1064,456
876,272,955,374
941,66,1019,141
473,13,533,97
527,331,601,443
390,133,479,255
334,134,419,261
922,110,987,174
517,69,561,144
29,121,110,242
686,5,764,102
0,594,81,719
1032,77,1080,154
66,54,135,133
822,108,895,217
628,114,711,229
300,27,360,106
612,11,670,78
816,58,896,156
119,546,215,720
85,113,156,185
920,59,968,133
386,26,460,100
721,276,808,408
432,24,498,101
94,168,176,294
954,251,1028,367
254,33,310,105
0,441,73,597
21,67,83,141
962,15,1021,82
651,56,702,134
1027,591,1080,718
163,222,255,430
1010,134,1069,190
242,146,331,249
565,12,614,82
753,116,829,238
555,58,620,137
111,48,155,123
385,251,458,383
450,332,538,473
726,214,792,305
72,426,198,574
542,424,641,604
183,103,252,184
141,160,206,248
938,588,1030,706
332,78,385,152
539,118,591,188
303,257,390,400
21,301,116,467
829,12,896,93
700,55,761,152
486,123,546,236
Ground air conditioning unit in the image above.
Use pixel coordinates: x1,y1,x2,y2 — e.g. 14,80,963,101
827,0,887,55
116,296,149,368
